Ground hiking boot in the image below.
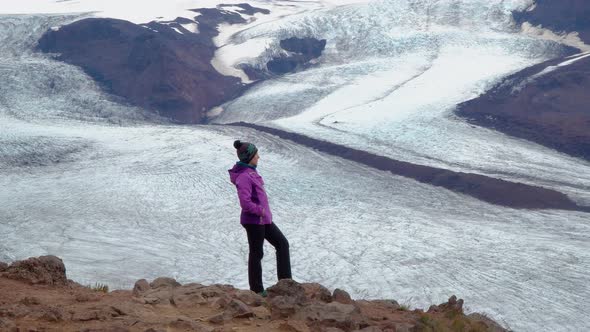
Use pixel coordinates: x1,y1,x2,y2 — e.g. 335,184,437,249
257,290,268,298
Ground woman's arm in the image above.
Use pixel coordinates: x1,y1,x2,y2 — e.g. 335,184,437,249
235,173,264,216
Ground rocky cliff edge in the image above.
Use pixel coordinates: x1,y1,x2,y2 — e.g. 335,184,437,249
0,255,507,332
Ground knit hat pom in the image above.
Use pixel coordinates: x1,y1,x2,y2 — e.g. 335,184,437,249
234,140,258,163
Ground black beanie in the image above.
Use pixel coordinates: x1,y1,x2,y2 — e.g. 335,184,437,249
234,140,258,163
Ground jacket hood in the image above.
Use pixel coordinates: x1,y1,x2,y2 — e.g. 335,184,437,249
228,163,251,185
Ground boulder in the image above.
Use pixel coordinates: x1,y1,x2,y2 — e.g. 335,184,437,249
149,277,180,289
294,302,363,331
332,288,353,304
132,279,150,296
225,299,254,319
171,283,232,308
268,295,304,319
234,289,264,307
439,295,464,313
302,283,332,302
205,284,236,297
3,255,67,285
267,279,306,301
267,279,308,318
140,288,174,305
207,312,226,324
210,294,232,309
251,306,271,320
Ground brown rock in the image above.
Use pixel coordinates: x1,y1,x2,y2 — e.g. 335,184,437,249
169,317,214,331
367,300,400,311
72,310,100,321
171,284,211,308
251,306,271,320
0,303,31,318
133,279,150,296
302,283,332,303
80,326,130,332
353,327,382,332
438,295,464,313
225,299,254,319
43,308,64,322
210,295,231,309
0,262,8,272
390,323,415,332
75,292,101,303
141,288,174,305
149,277,180,289
71,305,123,321
268,295,304,319
200,284,232,298
467,313,508,332
294,302,363,331
4,255,67,285
279,320,311,332
267,279,308,318
267,279,306,301
332,289,353,304
0,318,16,330
207,312,226,324
19,296,41,305
234,289,264,307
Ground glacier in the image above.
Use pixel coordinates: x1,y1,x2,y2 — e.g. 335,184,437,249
1,1,590,331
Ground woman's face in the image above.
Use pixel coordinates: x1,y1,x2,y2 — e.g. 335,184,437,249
250,152,260,166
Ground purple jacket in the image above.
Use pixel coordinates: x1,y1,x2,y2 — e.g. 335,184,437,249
228,163,273,225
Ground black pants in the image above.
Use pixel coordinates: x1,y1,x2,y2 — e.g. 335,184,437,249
242,223,292,293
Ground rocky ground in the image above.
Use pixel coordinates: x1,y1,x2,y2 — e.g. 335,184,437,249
0,256,507,332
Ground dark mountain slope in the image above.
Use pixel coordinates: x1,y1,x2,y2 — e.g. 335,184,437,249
456,1,590,161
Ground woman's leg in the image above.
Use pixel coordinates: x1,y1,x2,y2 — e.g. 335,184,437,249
242,224,266,293
264,223,292,280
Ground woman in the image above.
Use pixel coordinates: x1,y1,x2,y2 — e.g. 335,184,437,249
228,140,292,296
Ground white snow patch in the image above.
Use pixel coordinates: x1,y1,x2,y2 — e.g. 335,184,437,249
181,22,198,33
531,52,590,78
